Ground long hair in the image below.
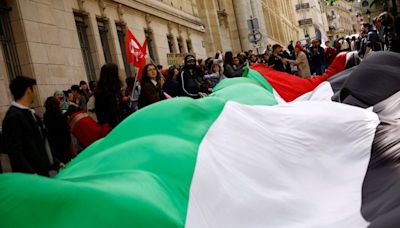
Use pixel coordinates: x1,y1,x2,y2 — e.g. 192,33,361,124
211,63,222,74
141,64,162,86
44,96,61,115
166,65,177,81
95,63,121,96
378,12,394,27
224,51,234,66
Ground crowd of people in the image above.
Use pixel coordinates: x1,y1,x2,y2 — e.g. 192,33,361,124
1,11,399,176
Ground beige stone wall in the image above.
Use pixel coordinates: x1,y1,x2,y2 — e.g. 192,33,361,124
327,0,355,37
0,0,88,119
0,0,206,122
0,46,12,122
292,0,330,41
262,0,300,46
196,0,241,56
199,0,299,56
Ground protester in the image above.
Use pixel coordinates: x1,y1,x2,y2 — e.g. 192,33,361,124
288,40,294,58
2,76,63,176
163,65,180,97
79,80,90,100
358,23,370,58
71,84,87,110
310,39,325,75
43,96,72,164
288,44,311,78
204,63,226,88
224,51,244,78
324,41,338,66
86,80,97,122
177,54,205,98
268,44,287,72
365,17,384,56
249,54,259,65
53,90,69,113
138,63,166,108
95,63,123,129
377,12,396,51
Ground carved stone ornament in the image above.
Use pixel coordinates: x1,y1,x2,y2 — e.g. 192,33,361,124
78,0,85,10
117,4,124,21
177,24,183,36
99,0,106,16
186,28,190,38
167,21,173,33
145,13,151,26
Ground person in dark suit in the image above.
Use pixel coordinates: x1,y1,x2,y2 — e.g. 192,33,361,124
2,76,63,176
138,63,166,109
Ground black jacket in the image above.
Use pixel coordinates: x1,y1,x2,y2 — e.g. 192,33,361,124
223,63,243,78
43,111,72,164
268,54,285,72
177,66,204,98
163,76,179,97
1,106,51,176
95,90,121,129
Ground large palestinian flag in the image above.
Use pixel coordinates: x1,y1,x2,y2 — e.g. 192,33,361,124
251,51,400,106
0,52,399,228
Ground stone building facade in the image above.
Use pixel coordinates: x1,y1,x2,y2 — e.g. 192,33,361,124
195,0,242,56
291,0,330,42
326,0,355,38
198,0,299,56
0,0,206,121
261,0,300,47
0,0,303,122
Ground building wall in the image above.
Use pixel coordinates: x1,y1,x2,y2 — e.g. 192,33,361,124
327,0,354,38
292,0,330,41
0,0,206,122
261,0,300,46
196,0,242,56
199,0,299,55
1,0,88,120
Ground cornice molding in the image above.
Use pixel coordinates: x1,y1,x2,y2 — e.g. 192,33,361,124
114,0,205,32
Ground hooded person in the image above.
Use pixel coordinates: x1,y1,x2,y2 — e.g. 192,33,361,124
177,54,205,98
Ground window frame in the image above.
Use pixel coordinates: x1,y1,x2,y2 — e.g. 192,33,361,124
116,23,133,78
74,14,97,81
0,3,21,81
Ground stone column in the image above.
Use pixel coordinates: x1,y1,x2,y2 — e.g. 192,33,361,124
196,0,221,56
232,0,252,51
250,0,268,52
232,0,268,53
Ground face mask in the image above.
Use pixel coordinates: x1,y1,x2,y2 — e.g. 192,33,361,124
187,64,196,69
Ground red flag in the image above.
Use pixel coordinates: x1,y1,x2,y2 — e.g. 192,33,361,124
136,39,147,81
125,29,147,81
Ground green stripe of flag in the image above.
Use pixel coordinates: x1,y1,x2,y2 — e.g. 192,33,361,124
0,73,277,228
